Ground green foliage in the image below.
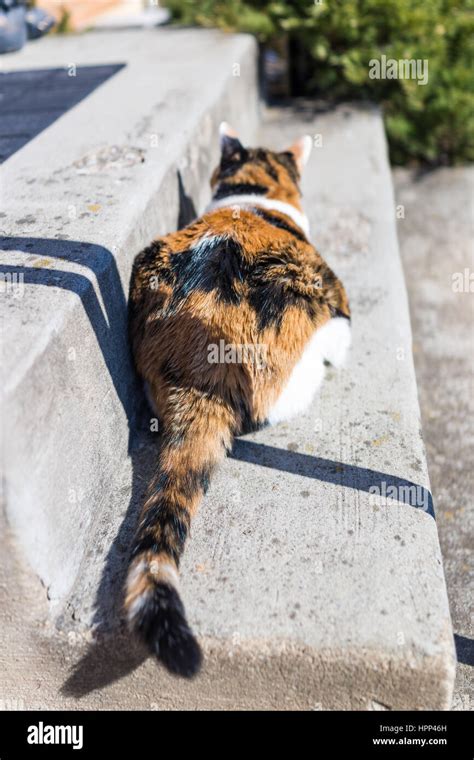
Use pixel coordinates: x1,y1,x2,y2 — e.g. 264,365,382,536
54,8,73,35
167,0,474,165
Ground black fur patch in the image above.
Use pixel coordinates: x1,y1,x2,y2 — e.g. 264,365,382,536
132,509,189,565
177,467,212,499
236,399,269,436
170,236,247,306
248,254,318,331
133,582,202,678
139,494,190,534
220,134,245,162
247,280,289,331
132,241,174,289
132,239,163,270
160,358,181,388
254,149,279,181
253,209,307,242
330,305,351,321
219,146,249,179
132,463,211,562
213,182,268,200
274,151,300,185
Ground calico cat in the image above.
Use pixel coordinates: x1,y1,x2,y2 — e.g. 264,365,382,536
125,123,351,677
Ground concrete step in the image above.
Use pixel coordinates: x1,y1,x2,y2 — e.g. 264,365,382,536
0,31,455,709
58,106,455,710
0,28,259,607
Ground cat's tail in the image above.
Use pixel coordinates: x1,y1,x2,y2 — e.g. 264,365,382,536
124,395,234,678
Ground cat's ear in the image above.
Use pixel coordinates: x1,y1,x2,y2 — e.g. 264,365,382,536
219,122,244,161
285,135,313,172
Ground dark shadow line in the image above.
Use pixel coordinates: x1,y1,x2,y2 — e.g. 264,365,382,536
0,263,131,413
0,64,126,163
0,244,132,422
230,439,435,517
0,235,146,697
454,634,474,667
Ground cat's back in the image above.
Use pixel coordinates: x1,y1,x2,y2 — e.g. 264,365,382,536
130,206,325,318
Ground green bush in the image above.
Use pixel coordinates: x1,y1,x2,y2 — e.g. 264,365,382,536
167,0,474,165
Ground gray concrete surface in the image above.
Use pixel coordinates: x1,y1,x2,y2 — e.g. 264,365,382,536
0,29,259,608
394,167,474,711
0,88,455,707
0,64,125,163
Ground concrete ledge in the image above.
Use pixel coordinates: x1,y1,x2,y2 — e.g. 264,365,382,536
0,31,454,708
61,107,454,709
0,28,259,606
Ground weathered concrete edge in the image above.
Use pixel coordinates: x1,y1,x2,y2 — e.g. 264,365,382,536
1,68,456,707
1,32,260,392
181,634,456,710
58,107,456,710
360,116,456,707
54,630,455,710
1,33,260,608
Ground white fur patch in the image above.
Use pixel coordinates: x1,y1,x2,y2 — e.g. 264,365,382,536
300,135,313,167
149,560,179,587
190,233,228,256
316,316,352,369
125,559,179,625
205,195,310,238
267,317,351,425
127,589,152,624
126,559,148,624
126,559,147,591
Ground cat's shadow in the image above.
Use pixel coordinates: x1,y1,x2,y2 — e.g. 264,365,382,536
1,172,440,700
0,234,157,695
